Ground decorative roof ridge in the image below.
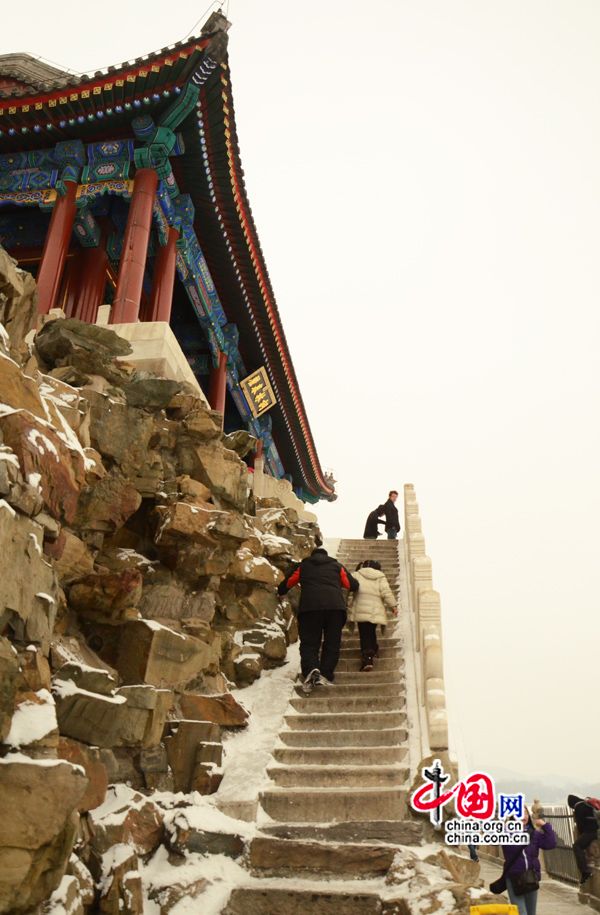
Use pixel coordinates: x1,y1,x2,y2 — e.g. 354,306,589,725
0,12,229,100
0,53,71,95
212,59,335,499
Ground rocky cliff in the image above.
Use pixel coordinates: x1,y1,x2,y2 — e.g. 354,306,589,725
0,246,318,914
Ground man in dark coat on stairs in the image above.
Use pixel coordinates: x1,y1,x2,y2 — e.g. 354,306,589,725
382,490,401,540
278,537,358,693
363,505,385,539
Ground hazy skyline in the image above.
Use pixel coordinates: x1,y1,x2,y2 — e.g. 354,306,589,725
2,1,598,784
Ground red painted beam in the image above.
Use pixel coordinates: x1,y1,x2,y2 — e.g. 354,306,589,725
36,180,78,315
111,168,158,324
146,226,178,323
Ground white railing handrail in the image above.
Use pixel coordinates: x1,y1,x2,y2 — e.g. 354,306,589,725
403,483,449,751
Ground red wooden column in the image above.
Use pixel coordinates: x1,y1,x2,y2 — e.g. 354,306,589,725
37,180,78,314
147,226,178,322
77,240,109,324
112,168,158,324
209,351,228,415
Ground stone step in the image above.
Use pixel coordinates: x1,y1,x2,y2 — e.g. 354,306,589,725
260,786,408,822
338,646,402,659
272,746,408,766
289,695,405,714
293,682,404,699
258,819,423,846
336,657,401,672
224,885,382,915
278,727,407,748
267,764,409,788
284,710,406,731
334,670,404,685
249,834,396,877
343,637,401,648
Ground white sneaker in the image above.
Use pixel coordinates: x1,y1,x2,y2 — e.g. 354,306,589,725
317,675,333,687
302,668,321,695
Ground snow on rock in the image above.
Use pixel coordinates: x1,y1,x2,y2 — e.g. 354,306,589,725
42,874,80,915
0,498,17,517
0,445,19,466
5,687,57,748
0,751,85,774
141,845,247,915
161,796,255,842
27,428,60,462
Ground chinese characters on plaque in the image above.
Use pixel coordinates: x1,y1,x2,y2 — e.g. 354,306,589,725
240,367,277,418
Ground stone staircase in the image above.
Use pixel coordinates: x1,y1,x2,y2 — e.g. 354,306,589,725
224,539,423,915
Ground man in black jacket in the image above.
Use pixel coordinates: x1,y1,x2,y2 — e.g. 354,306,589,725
278,539,358,693
568,794,598,883
382,490,401,539
363,505,386,539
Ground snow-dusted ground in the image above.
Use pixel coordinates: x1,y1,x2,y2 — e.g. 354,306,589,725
215,642,300,820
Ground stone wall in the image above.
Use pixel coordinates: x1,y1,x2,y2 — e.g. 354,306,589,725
0,246,319,913
403,483,449,752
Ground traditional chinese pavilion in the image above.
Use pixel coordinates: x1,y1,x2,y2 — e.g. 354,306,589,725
0,13,335,505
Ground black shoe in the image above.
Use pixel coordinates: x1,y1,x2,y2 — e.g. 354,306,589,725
302,668,321,695
360,653,374,672
580,872,593,885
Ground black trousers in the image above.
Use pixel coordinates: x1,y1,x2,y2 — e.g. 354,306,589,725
574,832,597,875
298,609,346,681
358,621,378,656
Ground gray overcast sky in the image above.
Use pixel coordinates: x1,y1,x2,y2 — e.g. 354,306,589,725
3,1,599,784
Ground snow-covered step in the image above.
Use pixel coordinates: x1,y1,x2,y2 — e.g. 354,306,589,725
338,645,401,659
248,834,397,877
272,746,408,767
342,637,401,648
259,786,408,822
289,695,405,714
278,727,407,748
336,656,401,672
284,710,406,731
334,670,404,684
258,819,423,846
293,682,404,699
266,764,409,789
224,884,382,915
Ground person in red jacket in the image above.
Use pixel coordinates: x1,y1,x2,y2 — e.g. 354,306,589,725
278,538,358,693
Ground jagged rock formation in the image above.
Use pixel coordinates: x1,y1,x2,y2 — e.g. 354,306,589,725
0,248,318,913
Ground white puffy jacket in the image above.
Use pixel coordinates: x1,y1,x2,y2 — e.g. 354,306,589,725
347,567,396,625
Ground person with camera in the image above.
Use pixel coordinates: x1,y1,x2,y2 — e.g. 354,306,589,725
496,806,556,915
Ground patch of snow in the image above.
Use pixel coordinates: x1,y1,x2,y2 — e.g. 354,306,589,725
43,874,80,915
52,679,126,704
5,688,57,748
116,548,156,568
27,429,59,462
215,644,299,810
0,499,17,518
0,446,19,467
28,532,43,556
141,846,248,915
0,751,84,773
92,784,148,827
36,591,55,604
27,471,42,491
142,619,186,640
0,403,17,417
99,843,137,893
